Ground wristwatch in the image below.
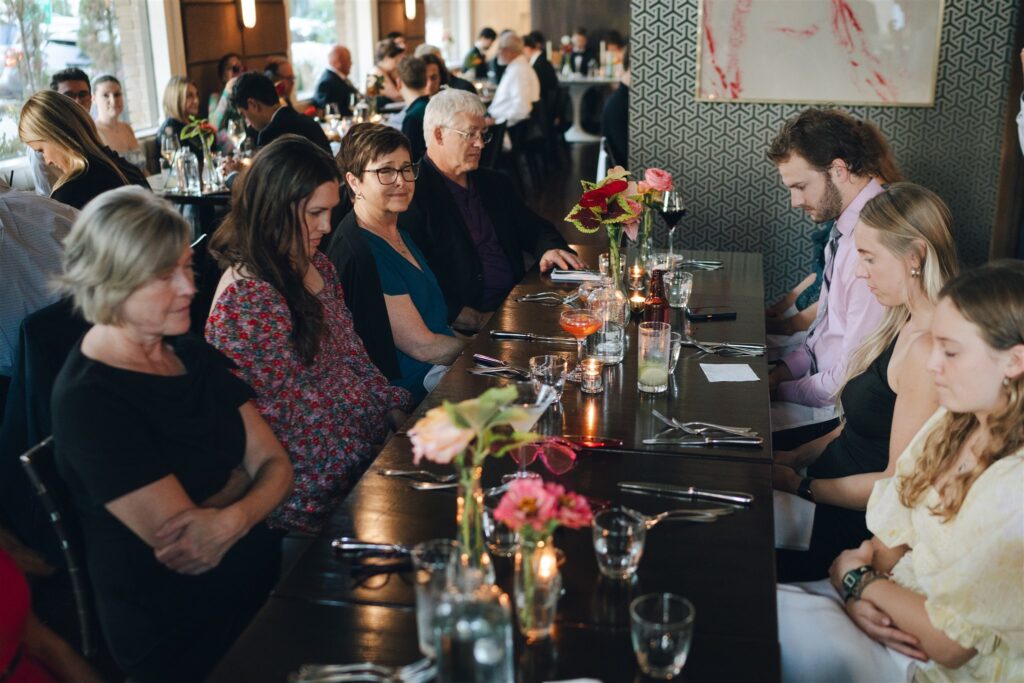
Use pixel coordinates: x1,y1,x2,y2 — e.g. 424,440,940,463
841,565,885,602
796,476,815,503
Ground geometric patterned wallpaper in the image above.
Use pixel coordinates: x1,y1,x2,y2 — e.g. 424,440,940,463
630,0,1020,299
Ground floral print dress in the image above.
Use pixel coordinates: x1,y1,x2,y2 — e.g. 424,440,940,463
206,251,411,533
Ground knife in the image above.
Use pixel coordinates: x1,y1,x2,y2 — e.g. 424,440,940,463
490,331,576,345
642,435,764,447
618,482,754,506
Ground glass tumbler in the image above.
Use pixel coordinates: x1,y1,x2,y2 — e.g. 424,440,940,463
637,322,671,393
592,508,647,580
412,539,459,657
665,269,693,310
529,355,568,401
630,593,695,679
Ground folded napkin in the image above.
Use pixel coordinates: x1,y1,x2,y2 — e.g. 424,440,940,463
773,490,815,551
700,363,759,382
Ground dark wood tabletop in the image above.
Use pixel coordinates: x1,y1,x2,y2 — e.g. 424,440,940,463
210,245,780,682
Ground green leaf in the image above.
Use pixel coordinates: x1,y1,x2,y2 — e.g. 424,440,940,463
565,205,603,234
443,400,472,429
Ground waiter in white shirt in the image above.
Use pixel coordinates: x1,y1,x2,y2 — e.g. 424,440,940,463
487,32,540,129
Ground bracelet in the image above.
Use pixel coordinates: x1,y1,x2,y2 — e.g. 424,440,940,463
852,569,887,601
796,476,815,503
841,565,888,602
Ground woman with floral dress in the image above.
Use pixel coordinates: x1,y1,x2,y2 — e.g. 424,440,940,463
207,135,410,533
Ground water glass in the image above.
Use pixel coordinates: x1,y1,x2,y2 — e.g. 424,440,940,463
665,269,693,309
669,332,683,373
592,508,646,580
529,355,568,401
514,544,562,641
637,322,671,394
630,593,695,679
483,489,519,558
412,539,459,657
434,583,515,683
586,321,625,365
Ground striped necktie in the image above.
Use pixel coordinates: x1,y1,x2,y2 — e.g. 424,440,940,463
806,220,840,374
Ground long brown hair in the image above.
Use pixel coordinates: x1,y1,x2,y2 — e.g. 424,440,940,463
898,261,1024,520
18,90,127,192
210,135,341,365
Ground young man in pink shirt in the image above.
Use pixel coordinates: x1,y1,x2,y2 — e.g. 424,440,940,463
767,109,898,411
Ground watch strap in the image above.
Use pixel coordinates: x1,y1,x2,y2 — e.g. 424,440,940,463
796,476,815,503
841,565,872,602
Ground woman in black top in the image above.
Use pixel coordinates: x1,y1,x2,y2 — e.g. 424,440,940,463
18,91,149,210
157,75,209,161
773,183,959,580
50,187,293,682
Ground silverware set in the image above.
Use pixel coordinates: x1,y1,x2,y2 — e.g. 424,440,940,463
649,409,762,445
377,469,457,484
677,259,723,271
515,290,581,306
290,657,435,683
619,481,755,506
682,338,765,356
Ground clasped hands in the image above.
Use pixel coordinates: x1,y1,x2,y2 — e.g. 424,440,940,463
829,541,928,661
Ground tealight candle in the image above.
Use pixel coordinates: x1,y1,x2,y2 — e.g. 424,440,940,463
581,358,604,394
629,292,646,315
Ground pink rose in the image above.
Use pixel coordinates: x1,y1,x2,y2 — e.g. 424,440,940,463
493,478,558,532
408,406,474,465
643,168,674,193
622,219,640,241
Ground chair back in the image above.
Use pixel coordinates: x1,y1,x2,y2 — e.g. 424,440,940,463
480,121,506,169
20,436,97,657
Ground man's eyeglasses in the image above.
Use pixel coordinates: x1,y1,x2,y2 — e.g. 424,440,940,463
443,126,493,145
365,162,420,185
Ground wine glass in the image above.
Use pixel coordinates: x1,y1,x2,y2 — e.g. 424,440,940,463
559,309,603,381
160,132,179,170
660,190,687,262
324,103,341,131
504,381,554,482
227,118,246,150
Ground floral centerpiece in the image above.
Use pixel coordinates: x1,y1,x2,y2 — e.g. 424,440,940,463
635,168,675,266
408,386,576,572
180,116,219,189
564,165,643,294
494,478,593,638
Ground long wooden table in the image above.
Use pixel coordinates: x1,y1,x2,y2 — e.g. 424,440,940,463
209,246,779,682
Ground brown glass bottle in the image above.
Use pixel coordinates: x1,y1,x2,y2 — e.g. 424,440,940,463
642,269,670,323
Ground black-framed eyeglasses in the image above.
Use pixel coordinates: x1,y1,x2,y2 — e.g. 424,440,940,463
443,126,493,145
364,162,420,185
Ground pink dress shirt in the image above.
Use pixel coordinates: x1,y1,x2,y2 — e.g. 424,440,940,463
778,179,886,407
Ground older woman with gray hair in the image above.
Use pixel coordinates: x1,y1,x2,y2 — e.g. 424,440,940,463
399,89,581,327
50,186,293,683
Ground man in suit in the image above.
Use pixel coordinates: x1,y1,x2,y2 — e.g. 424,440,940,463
601,45,630,167
400,89,583,329
312,44,358,115
564,27,596,74
463,27,496,80
523,31,558,105
232,72,330,152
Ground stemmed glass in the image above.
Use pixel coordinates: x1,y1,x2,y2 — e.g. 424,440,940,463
324,103,341,132
504,381,555,481
559,309,602,381
160,133,179,170
227,118,246,150
660,190,687,262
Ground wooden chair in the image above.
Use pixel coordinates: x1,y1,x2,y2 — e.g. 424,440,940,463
20,436,97,657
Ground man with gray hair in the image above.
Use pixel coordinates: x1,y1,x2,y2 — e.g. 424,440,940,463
486,32,540,127
400,89,582,330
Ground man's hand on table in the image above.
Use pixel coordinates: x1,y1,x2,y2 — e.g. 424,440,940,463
768,363,793,400
539,249,586,272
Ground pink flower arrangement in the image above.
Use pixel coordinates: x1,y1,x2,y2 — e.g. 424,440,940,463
640,168,674,195
494,478,594,540
408,405,475,465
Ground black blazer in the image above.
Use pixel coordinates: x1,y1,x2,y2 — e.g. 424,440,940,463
601,83,629,167
532,54,559,104
564,48,596,74
399,159,571,321
325,211,401,380
448,75,477,93
312,69,358,115
51,149,149,210
257,106,331,153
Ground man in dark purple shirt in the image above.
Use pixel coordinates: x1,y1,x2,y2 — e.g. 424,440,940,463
400,89,582,330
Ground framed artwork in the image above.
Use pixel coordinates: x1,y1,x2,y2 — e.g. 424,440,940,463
695,0,945,106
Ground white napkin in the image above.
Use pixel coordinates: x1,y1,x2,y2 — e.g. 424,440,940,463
771,400,839,431
773,490,816,551
549,269,605,282
700,363,759,382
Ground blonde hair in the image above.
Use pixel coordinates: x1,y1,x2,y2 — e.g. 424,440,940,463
898,261,1024,520
18,90,127,192
57,186,191,325
162,75,197,122
838,183,959,401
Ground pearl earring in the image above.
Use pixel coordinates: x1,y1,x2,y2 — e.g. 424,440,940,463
1004,377,1011,387
910,266,921,277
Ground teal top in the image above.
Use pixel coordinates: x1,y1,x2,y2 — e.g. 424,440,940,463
363,229,454,401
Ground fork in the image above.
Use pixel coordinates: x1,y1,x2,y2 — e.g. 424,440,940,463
651,409,755,438
291,657,435,682
378,469,458,483
640,507,734,529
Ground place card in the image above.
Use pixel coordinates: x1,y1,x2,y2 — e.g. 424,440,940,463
700,363,759,382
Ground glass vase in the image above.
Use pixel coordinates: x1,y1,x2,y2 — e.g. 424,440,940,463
456,464,493,581
514,538,562,641
638,207,654,273
200,136,218,193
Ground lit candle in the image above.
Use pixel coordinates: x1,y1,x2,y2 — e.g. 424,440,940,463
546,40,553,62
581,358,603,394
537,546,558,581
630,292,646,315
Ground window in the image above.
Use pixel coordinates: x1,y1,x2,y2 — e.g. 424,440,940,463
0,0,158,164
289,0,336,102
